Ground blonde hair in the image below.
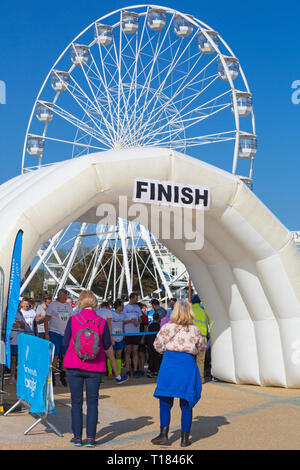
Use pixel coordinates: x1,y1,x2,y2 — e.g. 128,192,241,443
170,299,195,326
77,290,98,309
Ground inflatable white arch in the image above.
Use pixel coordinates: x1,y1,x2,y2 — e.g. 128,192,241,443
1,147,300,388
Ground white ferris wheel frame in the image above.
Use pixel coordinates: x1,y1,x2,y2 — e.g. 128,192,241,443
20,4,257,301
21,3,256,181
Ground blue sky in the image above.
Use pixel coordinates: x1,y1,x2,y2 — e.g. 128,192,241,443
0,0,300,229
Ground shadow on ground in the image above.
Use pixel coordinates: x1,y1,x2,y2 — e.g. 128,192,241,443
96,416,154,444
164,415,230,446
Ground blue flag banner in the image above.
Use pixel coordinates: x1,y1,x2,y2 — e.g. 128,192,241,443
5,230,23,368
17,334,56,414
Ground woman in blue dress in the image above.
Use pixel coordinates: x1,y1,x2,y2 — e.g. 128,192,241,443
152,299,206,447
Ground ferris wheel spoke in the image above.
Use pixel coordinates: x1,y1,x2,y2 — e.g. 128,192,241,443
111,23,139,144
49,81,111,144
149,130,237,149
88,48,121,134
179,103,231,127
49,101,111,146
138,74,221,145
153,76,226,119
174,89,232,123
119,10,150,144
132,29,200,141
96,44,121,137
123,13,176,134
124,16,178,136
116,30,153,142
115,13,124,140
72,49,117,143
59,73,114,142
137,58,219,144
138,82,225,142
144,103,232,147
97,44,122,92
156,51,214,99
69,73,112,125
39,134,108,151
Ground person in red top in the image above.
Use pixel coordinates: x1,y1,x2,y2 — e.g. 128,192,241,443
63,290,128,447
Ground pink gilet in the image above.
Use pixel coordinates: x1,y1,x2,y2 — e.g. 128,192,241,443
64,309,107,373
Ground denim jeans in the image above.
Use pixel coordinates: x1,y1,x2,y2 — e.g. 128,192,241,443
66,368,102,439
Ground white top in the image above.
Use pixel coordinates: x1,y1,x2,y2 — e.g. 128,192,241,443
46,300,74,335
123,303,141,335
167,307,174,318
96,307,113,320
21,308,36,333
35,303,47,333
10,312,26,346
111,311,125,342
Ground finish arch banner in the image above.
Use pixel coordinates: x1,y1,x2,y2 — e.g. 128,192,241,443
17,334,56,414
133,178,210,210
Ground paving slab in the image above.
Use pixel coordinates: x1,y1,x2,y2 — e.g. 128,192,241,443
1,375,300,450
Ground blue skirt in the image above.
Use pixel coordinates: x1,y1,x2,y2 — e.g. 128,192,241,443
154,350,202,409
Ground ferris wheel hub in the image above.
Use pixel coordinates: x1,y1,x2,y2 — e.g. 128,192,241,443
114,142,124,151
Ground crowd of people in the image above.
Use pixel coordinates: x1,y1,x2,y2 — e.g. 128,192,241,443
8,288,211,447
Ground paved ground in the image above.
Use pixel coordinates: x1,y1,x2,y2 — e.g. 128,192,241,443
1,373,300,450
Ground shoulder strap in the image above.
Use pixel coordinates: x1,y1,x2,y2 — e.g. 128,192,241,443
74,311,104,328
95,316,104,328
74,312,87,326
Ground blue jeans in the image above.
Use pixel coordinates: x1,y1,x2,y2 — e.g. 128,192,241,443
49,331,67,357
159,396,193,432
66,368,102,439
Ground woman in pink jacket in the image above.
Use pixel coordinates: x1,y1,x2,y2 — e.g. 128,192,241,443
63,290,127,447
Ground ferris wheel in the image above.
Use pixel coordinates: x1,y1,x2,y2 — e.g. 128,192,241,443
21,4,257,300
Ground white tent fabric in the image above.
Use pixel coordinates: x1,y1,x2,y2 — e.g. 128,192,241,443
1,147,300,387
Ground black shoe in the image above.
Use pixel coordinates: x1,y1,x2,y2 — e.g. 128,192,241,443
133,370,140,378
126,370,132,378
180,431,191,447
151,426,169,445
60,371,67,387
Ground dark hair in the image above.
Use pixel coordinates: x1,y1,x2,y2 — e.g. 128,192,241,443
151,299,160,306
114,299,123,310
44,295,52,302
191,294,201,304
169,297,177,303
129,292,138,299
101,301,109,308
57,288,68,296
